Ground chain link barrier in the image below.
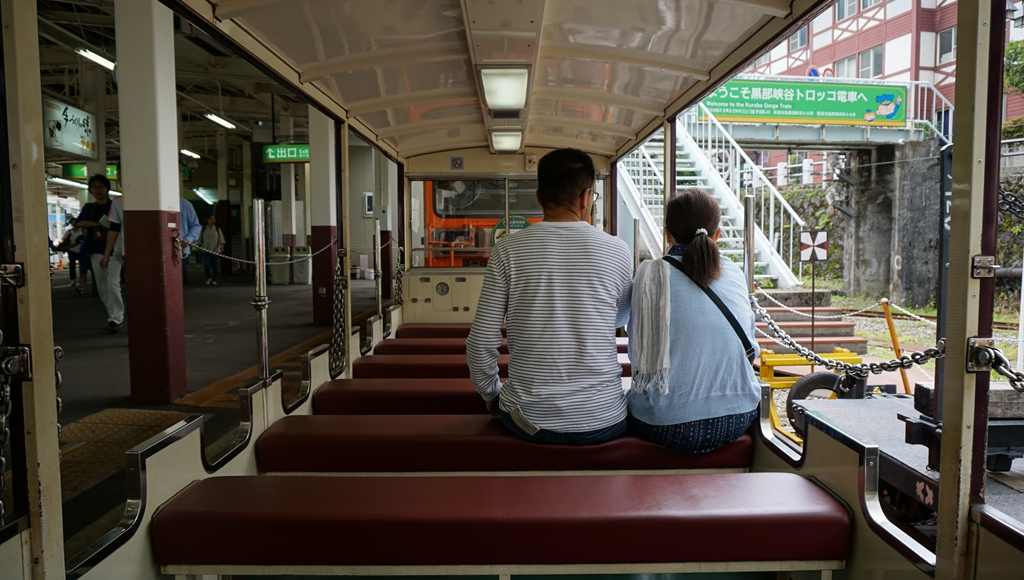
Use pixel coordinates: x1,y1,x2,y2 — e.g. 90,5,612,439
181,239,335,266
394,246,404,306
999,188,1024,220
751,295,946,378
987,347,1024,393
328,237,348,378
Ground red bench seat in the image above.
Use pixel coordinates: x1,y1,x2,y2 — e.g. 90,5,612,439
374,337,629,355
152,473,851,567
352,354,631,378
396,323,503,338
256,414,753,473
313,378,485,414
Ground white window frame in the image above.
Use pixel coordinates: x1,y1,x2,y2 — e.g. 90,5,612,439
859,45,883,78
938,26,957,65
861,0,883,9
834,55,857,78
789,26,808,52
754,53,770,67
836,0,858,21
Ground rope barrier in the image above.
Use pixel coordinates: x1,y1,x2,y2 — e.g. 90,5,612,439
183,239,336,266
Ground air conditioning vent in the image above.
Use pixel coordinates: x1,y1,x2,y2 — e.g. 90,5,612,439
491,110,521,119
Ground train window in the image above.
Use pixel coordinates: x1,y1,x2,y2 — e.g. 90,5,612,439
410,178,543,268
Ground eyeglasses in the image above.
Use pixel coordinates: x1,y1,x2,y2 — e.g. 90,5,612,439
580,188,599,203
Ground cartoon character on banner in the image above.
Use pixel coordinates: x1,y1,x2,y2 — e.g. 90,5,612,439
864,94,902,122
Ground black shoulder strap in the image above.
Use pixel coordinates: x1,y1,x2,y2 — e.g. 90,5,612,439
661,256,757,363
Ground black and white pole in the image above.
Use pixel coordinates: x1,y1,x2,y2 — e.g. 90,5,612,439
800,230,829,355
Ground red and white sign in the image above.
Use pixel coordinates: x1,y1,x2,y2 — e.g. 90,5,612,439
800,230,828,262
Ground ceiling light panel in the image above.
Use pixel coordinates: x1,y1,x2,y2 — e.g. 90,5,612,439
490,131,522,152
480,68,529,110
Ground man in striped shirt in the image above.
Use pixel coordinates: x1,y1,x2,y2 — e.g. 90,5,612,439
467,148,632,444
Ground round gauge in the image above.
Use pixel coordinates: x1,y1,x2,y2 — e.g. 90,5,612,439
435,282,450,296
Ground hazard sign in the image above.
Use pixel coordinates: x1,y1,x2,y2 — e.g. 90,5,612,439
800,230,828,262
450,156,464,170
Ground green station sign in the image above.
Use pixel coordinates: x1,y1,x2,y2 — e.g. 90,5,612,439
491,215,532,245
262,144,310,163
62,164,118,180
702,79,908,127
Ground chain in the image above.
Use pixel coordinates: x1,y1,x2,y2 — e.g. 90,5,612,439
0,380,9,523
751,295,946,378
985,347,1024,393
55,346,63,463
182,239,335,266
999,188,1024,221
328,237,348,378
394,246,404,306
755,290,882,320
887,302,939,327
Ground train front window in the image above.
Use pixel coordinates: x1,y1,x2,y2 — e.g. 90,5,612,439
410,178,542,268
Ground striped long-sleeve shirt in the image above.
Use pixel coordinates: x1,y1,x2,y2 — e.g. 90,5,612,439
466,220,633,432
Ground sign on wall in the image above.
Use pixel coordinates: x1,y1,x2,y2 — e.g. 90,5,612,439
262,144,310,163
43,97,98,158
62,164,118,180
702,80,908,127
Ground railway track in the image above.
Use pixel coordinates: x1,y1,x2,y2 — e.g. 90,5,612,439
843,308,1019,333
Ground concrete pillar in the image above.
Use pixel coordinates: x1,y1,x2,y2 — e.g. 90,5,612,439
116,0,187,403
242,140,253,266
776,162,787,186
801,158,813,185
309,108,337,326
303,163,312,244
217,129,228,203
296,161,308,245
2,0,65,572
281,117,297,247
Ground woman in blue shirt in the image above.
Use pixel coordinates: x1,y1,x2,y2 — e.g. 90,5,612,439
627,189,761,453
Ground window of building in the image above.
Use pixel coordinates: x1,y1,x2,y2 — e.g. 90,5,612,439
861,0,882,9
834,55,857,78
859,45,883,78
789,26,808,52
836,0,857,21
938,26,957,64
754,52,770,67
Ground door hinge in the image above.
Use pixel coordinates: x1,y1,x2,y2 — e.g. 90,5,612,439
1,346,32,381
972,255,998,278
0,264,24,287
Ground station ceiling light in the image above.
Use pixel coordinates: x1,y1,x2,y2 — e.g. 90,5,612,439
490,131,523,152
192,188,217,205
75,48,116,71
180,149,202,159
479,68,529,110
46,175,121,197
205,113,236,130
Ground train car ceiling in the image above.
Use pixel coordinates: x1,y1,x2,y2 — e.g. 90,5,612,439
171,0,830,160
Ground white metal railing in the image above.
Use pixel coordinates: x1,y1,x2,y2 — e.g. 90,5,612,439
619,131,667,228
679,104,803,287
616,167,663,260
733,74,954,146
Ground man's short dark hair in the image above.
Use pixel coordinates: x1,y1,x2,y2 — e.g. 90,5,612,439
536,148,595,209
87,174,111,191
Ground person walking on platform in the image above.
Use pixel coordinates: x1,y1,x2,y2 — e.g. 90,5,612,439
54,219,86,293
76,175,122,332
467,148,632,445
99,195,125,293
626,189,760,454
200,214,225,285
177,197,202,284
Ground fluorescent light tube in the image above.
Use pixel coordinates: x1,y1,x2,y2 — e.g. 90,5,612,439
480,69,529,110
192,188,217,205
180,149,201,159
46,175,121,196
75,48,116,71
491,132,522,152
205,113,236,130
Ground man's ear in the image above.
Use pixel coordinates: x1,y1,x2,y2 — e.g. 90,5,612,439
711,228,723,242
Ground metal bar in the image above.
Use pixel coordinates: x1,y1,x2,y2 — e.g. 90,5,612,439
744,195,755,293
881,299,911,394
373,218,382,317
252,198,270,380
633,218,641,272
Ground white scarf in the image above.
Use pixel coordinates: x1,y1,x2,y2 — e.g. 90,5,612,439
630,258,672,394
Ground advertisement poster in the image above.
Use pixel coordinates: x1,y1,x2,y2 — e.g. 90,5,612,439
702,79,908,127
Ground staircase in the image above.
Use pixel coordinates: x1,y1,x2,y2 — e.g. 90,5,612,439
618,104,804,288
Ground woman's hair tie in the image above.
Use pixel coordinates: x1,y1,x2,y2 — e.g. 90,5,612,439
695,228,708,236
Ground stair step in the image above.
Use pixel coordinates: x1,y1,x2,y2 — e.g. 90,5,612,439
756,320,856,337
760,306,845,322
757,335,868,356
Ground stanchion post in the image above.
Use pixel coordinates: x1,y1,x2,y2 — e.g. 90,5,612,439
1018,247,1024,370
252,198,270,380
743,194,755,294
881,298,911,394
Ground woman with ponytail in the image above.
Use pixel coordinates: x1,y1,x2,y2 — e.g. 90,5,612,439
627,189,760,454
